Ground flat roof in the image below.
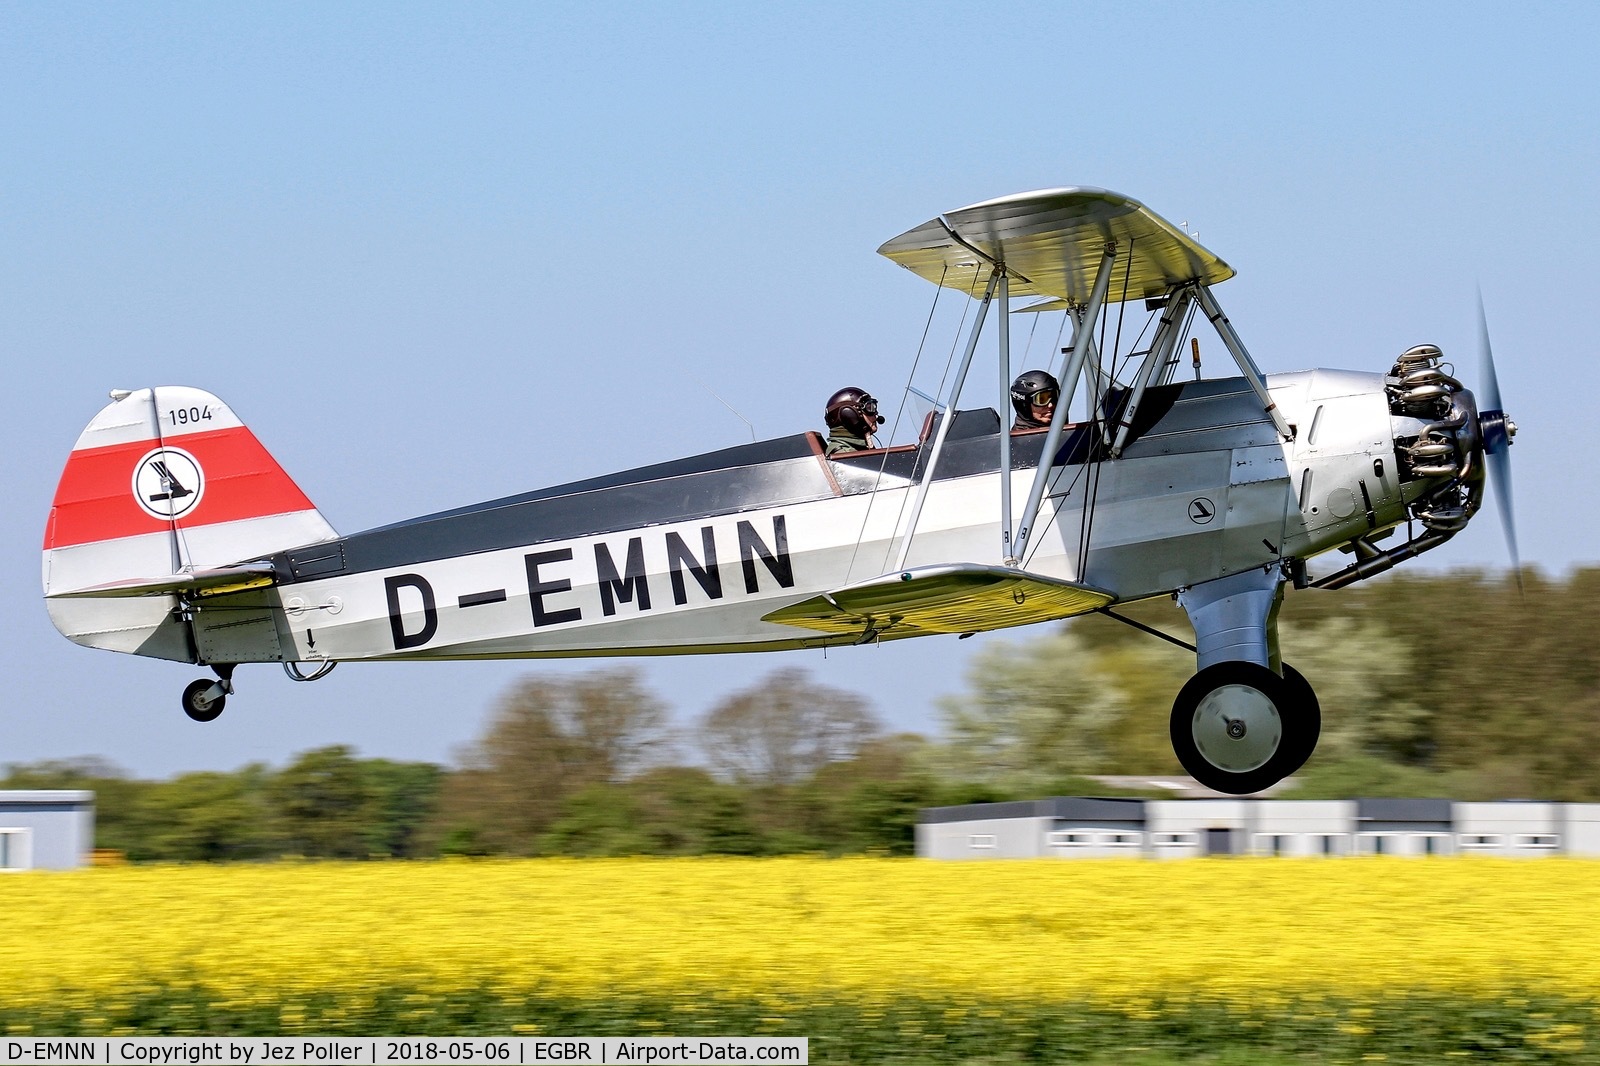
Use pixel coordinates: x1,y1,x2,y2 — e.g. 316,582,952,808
920,797,1147,825
1355,798,1452,822
0,790,95,805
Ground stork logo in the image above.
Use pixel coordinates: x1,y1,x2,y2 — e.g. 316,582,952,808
132,447,204,520
1188,497,1216,525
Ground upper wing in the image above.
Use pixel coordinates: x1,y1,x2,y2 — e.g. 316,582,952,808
877,187,1233,304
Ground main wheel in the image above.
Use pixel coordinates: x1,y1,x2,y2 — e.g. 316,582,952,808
1170,661,1317,795
182,678,226,723
1279,663,1322,775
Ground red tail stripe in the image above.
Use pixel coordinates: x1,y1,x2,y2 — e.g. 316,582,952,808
45,426,317,549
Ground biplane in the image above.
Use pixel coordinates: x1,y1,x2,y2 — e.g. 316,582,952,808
42,187,1516,794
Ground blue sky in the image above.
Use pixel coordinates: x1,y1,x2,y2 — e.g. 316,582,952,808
3,2,1595,777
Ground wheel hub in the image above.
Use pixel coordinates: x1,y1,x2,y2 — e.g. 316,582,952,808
1192,684,1282,773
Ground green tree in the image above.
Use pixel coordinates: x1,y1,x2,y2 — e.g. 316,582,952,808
539,783,650,856
835,777,937,855
426,668,671,855
133,767,274,861
1283,753,1459,800
697,668,881,785
268,745,371,858
1276,616,1434,766
784,734,932,854
922,627,1151,791
626,766,763,855
539,769,775,856
359,759,443,857
690,784,768,855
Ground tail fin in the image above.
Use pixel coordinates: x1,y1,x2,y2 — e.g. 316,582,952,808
43,387,337,659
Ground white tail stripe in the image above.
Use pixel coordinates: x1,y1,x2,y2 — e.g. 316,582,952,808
72,387,247,450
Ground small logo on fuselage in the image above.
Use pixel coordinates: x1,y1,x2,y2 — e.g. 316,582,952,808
133,447,204,520
1188,497,1216,524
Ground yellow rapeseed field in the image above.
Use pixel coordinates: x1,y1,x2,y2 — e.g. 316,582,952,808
3,856,1599,1020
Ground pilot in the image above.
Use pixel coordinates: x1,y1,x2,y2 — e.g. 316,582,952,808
823,387,885,455
1010,370,1060,430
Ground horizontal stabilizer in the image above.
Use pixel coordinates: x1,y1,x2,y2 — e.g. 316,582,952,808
46,561,277,600
762,563,1113,639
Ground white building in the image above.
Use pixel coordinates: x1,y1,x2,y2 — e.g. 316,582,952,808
917,798,1146,859
917,796,1600,860
0,791,95,870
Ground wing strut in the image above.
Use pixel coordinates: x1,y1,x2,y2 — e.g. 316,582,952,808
1194,284,1295,441
1013,241,1118,564
997,272,1014,563
1109,287,1196,455
1064,308,1112,423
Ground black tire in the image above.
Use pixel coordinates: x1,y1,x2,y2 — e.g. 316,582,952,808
182,678,225,723
1170,661,1316,795
1279,663,1322,776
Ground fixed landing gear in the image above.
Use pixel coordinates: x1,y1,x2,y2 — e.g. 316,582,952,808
179,660,335,721
1168,567,1321,795
181,664,235,723
182,679,226,721
1169,661,1321,795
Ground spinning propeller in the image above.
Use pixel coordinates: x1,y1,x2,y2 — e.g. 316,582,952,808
1476,292,1520,584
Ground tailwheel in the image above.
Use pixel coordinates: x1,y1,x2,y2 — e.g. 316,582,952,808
1170,661,1317,795
182,678,226,722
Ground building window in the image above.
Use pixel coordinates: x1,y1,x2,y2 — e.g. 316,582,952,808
1252,833,1292,856
1358,832,1404,856
1415,833,1451,856
1458,834,1503,850
1152,832,1199,848
1515,834,1561,850
1047,831,1096,847
1310,833,1350,856
968,834,997,849
0,828,31,872
1204,827,1235,856
1102,832,1144,849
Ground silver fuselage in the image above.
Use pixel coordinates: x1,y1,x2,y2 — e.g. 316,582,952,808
49,369,1427,666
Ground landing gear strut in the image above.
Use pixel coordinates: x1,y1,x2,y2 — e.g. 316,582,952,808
181,664,235,723
1169,568,1322,794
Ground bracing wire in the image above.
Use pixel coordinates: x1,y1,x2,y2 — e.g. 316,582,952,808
844,264,953,582
1048,312,1073,419
866,268,989,577
894,262,955,444
1175,297,1202,382
1022,242,1144,574
1108,252,1134,381
1074,330,1107,571
1077,239,1138,574
1024,447,1095,572
930,271,983,423
1018,298,1163,574
1020,309,1103,570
